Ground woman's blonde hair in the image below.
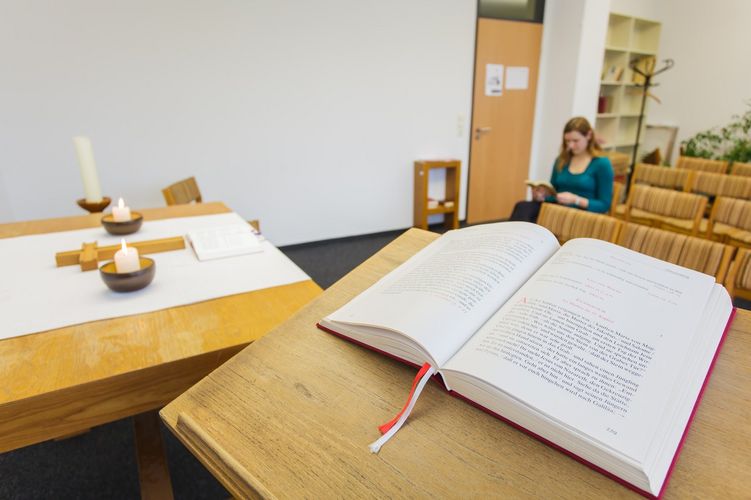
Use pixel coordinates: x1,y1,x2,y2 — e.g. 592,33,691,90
555,116,602,171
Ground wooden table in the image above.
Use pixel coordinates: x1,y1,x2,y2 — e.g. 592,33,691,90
0,202,322,497
161,227,751,499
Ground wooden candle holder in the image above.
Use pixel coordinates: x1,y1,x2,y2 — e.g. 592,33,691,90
77,197,112,213
56,236,186,271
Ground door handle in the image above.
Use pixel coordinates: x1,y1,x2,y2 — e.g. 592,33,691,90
475,126,492,140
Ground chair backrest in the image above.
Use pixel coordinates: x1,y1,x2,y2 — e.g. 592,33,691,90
691,171,751,200
707,196,751,233
675,155,729,174
626,184,708,222
730,161,751,177
630,163,693,191
537,203,621,244
725,247,751,298
609,181,625,216
617,222,734,283
603,151,630,178
162,177,202,205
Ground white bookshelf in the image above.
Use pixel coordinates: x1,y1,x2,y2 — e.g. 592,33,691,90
595,13,661,160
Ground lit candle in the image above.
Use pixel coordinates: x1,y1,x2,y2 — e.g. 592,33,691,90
73,136,103,203
112,197,132,222
114,239,140,273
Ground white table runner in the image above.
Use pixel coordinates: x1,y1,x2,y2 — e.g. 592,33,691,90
0,213,310,341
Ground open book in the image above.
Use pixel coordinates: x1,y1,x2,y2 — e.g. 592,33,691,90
187,223,263,261
318,222,733,498
525,179,557,196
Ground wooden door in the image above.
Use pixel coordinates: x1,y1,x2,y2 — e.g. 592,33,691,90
468,18,542,224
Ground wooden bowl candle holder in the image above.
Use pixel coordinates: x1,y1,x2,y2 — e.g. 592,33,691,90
77,197,112,213
99,257,156,292
101,212,144,235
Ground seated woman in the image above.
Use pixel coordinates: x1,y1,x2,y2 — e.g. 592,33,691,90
510,116,614,222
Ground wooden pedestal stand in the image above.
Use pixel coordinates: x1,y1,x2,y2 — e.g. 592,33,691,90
413,160,460,231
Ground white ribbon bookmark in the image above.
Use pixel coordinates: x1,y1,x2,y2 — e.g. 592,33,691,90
369,363,436,453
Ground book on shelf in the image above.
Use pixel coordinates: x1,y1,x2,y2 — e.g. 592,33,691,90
318,222,734,498
603,65,624,82
187,223,263,261
525,179,557,196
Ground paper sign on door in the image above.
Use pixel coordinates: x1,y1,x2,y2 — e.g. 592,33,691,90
485,64,503,96
506,66,529,90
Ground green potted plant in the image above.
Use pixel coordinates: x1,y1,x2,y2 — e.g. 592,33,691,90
681,102,751,163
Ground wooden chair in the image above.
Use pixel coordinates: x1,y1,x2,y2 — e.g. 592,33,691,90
624,184,708,236
613,164,694,219
675,155,729,174
690,172,751,233
724,247,751,300
609,181,625,217
617,222,734,283
690,171,751,201
604,151,630,182
705,196,751,247
730,161,751,177
161,177,261,232
629,163,693,191
162,177,202,205
537,203,621,244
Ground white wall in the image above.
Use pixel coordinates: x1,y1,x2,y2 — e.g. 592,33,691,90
528,0,609,182
0,171,12,221
609,0,750,162
0,0,476,245
571,1,610,117
650,0,751,159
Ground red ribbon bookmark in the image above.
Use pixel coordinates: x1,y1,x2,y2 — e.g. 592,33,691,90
378,362,433,434
369,362,436,453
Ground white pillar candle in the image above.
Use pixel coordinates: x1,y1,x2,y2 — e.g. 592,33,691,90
114,239,140,273
112,197,132,222
73,136,103,203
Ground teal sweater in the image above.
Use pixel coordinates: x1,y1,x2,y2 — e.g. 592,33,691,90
547,156,614,213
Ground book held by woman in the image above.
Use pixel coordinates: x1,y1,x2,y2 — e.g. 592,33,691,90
318,222,734,498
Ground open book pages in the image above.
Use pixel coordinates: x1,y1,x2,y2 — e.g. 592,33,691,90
322,222,560,367
525,179,557,196
187,223,263,261
319,222,733,497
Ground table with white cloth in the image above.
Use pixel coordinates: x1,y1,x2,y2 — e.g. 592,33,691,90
0,202,322,497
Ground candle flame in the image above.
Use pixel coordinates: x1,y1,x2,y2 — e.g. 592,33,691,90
118,197,125,209
120,238,127,254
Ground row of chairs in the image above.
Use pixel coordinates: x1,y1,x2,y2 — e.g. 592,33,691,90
536,203,751,298
164,175,751,298
611,180,751,244
675,156,751,176
624,163,751,202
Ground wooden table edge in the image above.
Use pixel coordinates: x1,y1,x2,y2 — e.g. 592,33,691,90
0,201,232,238
158,227,751,498
159,227,439,497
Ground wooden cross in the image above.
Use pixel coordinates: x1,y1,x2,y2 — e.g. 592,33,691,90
56,236,186,271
